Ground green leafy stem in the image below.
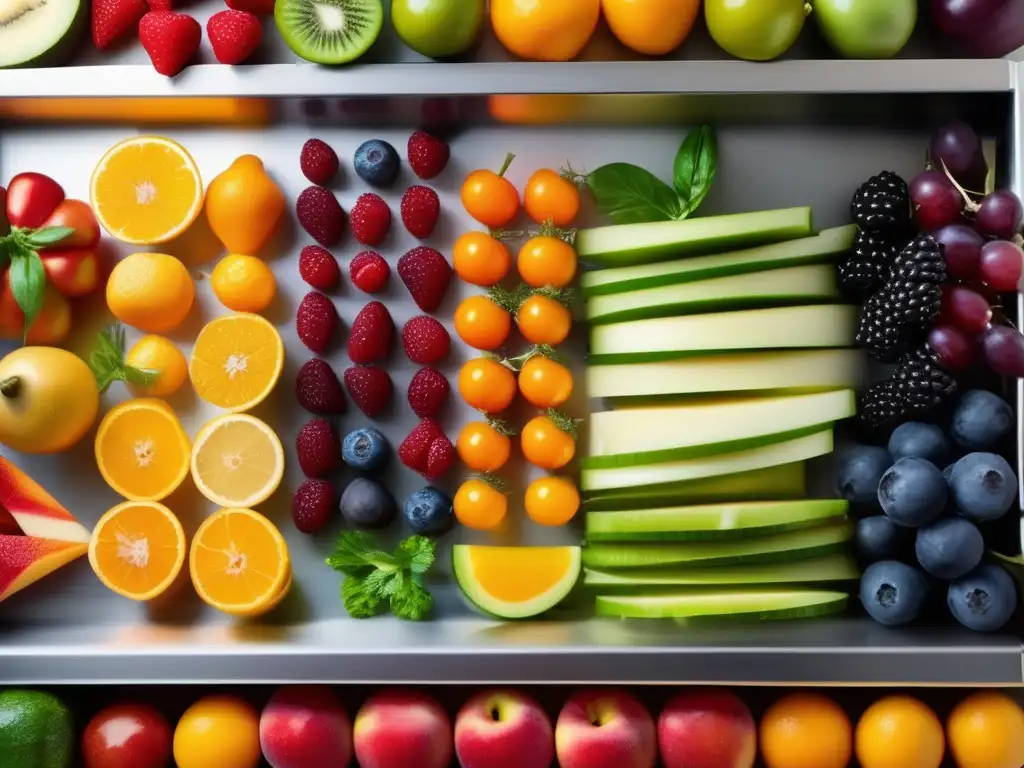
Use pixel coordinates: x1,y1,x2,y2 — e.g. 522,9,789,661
0,225,74,341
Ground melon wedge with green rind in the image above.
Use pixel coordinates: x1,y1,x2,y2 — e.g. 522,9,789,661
584,390,854,469
583,554,860,588
0,0,85,69
582,520,853,569
453,545,582,619
595,589,849,621
582,225,857,296
585,499,849,542
576,207,813,267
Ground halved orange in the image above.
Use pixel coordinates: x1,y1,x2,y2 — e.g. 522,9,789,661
452,545,582,619
189,313,284,412
88,500,186,601
90,135,204,245
191,414,284,508
95,399,191,501
190,507,290,617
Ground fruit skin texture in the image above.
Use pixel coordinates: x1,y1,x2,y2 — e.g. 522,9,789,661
951,390,1012,451
814,0,916,58
296,291,339,354
462,155,520,228
299,245,341,291
602,0,699,56
0,347,98,454
350,251,389,293
344,365,392,417
341,477,397,529
519,354,573,409
82,702,172,768
948,452,1017,522
401,185,441,238
296,186,345,247
173,695,261,768
260,686,353,768
522,411,576,470
207,9,263,64
860,560,929,627
41,248,103,298
0,689,73,768
0,279,71,345
658,689,756,768
877,457,946,528
300,139,339,185
947,563,1018,633
402,315,450,364
855,695,944,768
211,253,276,312
350,193,392,247
459,357,517,413
206,155,286,255
292,478,337,534
855,516,909,563
455,476,508,530
398,246,452,312
106,252,194,332
404,485,454,536
295,358,345,415
295,418,341,478
454,688,554,768
348,301,394,364
126,334,188,397
354,690,453,768
39,198,101,250
457,420,511,472
453,231,512,286
705,0,807,61
525,476,579,526
392,0,486,58
407,366,450,417
491,0,601,61
947,691,1024,768
518,292,572,346
758,692,850,768
342,427,390,472
139,11,202,77
407,130,450,179
524,168,581,226
914,517,983,580
518,235,578,288
887,422,949,465
455,295,512,350
399,418,455,480
555,688,656,768
354,139,400,188
92,0,148,49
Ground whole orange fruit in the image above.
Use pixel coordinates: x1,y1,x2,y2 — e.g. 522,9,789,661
856,695,945,768
602,0,700,55
173,695,261,768
947,691,1024,768
760,692,852,768
491,0,601,61
106,252,194,333
205,155,286,256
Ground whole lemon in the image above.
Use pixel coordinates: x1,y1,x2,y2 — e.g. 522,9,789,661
205,155,286,256
0,346,99,454
948,691,1024,768
107,253,194,333
491,0,601,61
125,335,188,397
211,254,276,313
856,695,945,768
173,695,261,768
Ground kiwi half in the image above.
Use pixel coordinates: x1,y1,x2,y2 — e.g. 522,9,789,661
276,0,384,65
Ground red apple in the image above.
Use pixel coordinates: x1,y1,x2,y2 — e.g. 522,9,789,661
82,702,172,768
353,690,452,768
658,689,756,768
555,689,657,768
42,248,102,297
260,685,352,768
455,688,554,768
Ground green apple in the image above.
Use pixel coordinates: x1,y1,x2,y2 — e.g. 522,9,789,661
813,0,917,59
391,0,486,59
705,0,809,61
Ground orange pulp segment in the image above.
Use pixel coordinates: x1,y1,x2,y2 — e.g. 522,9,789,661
452,545,581,619
189,313,284,412
190,414,285,509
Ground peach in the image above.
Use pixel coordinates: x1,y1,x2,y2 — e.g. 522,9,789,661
555,688,657,768
259,686,352,768
455,688,554,768
353,690,452,768
658,688,756,768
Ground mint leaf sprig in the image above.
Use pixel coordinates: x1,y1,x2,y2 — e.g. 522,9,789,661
88,324,160,394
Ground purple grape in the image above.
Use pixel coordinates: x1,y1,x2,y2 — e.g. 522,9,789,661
976,190,1023,239
979,239,1024,292
930,0,1005,37
960,0,1024,57
910,170,964,231
929,325,976,371
930,120,981,179
934,223,984,279
941,285,993,333
982,324,1024,377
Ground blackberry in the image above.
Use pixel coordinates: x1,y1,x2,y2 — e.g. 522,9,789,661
890,233,947,285
884,280,942,330
893,345,958,415
851,171,911,233
856,290,913,363
837,230,900,299
858,380,910,440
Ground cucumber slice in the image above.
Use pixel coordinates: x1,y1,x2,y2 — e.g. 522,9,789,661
595,589,849,621
584,554,861,588
585,499,849,541
587,349,866,401
586,265,840,325
582,429,833,492
576,207,813,267
585,390,854,468
582,463,807,511
582,225,857,296
589,305,857,364
582,520,853,568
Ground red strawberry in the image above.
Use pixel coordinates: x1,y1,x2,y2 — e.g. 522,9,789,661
296,418,341,478
398,418,443,474
350,251,389,294
147,0,172,11
300,139,339,186
425,435,456,480
407,130,450,180
397,246,452,312
348,301,394,364
299,245,341,291
344,365,392,417
408,366,449,418
207,9,262,65
400,185,440,239
296,291,339,354
292,478,337,534
138,11,201,77
402,315,450,364
92,0,147,49
350,193,391,247
225,0,274,14
296,358,345,415
296,186,345,247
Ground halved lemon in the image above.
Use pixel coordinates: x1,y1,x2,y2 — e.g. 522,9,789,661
452,545,582,619
191,414,284,508
95,398,191,501
189,313,284,412
88,500,186,601
90,135,204,245
190,507,290,617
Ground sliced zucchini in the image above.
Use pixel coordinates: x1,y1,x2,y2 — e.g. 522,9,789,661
583,554,861,588
586,349,866,400
585,499,849,541
589,305,857,364
576,207,813,267
581,520,853,568
584,390,854,468
581,429,833,493
582,463,807,511
582,225,857,296
595,589,849,621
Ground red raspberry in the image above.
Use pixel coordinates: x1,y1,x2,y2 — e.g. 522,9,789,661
407,130,450,180
349,251,390,294
407,367,449,418
401,315,450,365
296,186,345,247
299,245,341,291
398,418,443,474
296,291,339,354
300,139,339,186
295,358,345,415
350,192,391,246
343,365,392,418
295,418,341,478
398,246,452,312
425,435,456,480
400,185,440,239
292,478,337,534
348,301,394,364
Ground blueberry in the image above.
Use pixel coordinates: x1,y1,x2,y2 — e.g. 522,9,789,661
836,445,892,506
943,463,954,485
887,422,951,466
354,139,399,187
342,427,390,473
914,517,984,580
859,560,930,626
951,390,1013,451
855,515,910,563
878,457,948,527
404,486,453,536
949,452,1017,522
947,563,1018,632
340,478,396,529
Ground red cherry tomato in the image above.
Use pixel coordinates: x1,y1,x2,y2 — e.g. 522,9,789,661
82,702,172,768
5,172,65,229
0,187,9,236
41,248,103,297
39,199,101,249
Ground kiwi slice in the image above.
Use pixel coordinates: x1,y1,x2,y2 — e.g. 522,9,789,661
276,0,384,65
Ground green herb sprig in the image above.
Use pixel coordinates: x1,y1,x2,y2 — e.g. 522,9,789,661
88,324,160,394
0,225,74,340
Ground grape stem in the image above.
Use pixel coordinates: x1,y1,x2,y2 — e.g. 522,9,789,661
939,159,982,214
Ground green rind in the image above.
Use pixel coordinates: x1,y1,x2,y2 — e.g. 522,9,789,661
0,0,86,69
275,0,385,65
585,499,849,542
0,689,73,768
576,207,814,267
595,589,849,621
582,225,857,296
583,554,861,588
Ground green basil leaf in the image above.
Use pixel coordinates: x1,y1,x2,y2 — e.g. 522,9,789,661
25,226,74,247
9,251,45,341
586,163,682,225
674,125,718,218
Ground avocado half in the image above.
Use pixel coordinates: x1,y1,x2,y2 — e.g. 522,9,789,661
0,0,86,69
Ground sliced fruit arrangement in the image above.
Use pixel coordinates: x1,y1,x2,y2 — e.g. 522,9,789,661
189,312,284,412
191,413,284,509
